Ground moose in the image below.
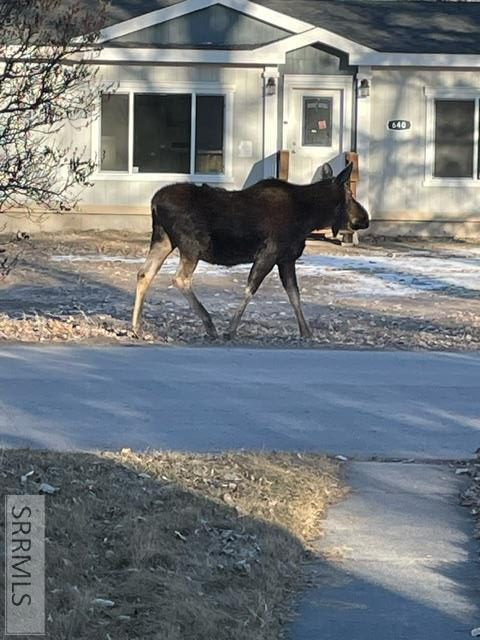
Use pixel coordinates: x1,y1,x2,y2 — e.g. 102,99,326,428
132,162,369,339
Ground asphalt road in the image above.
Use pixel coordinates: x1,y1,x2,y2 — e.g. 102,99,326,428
0,346,478,458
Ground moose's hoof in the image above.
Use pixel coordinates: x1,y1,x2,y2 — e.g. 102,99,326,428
131,326,142,339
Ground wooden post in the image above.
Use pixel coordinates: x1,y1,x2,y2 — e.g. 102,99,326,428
342,151,361,245
345,151,359,198
277,150,289,180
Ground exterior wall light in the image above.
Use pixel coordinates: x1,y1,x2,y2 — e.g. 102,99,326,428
359,78,370,98
265,77,276,96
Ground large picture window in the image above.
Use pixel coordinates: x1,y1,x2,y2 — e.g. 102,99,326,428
99,90,227,177
134,94,192,174
427,93,480,183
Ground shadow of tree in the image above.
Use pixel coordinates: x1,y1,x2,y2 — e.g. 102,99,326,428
0,346,478,457
0,448,309,640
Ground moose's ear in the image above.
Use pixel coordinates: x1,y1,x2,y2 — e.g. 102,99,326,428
335,162,353,185
321,163,334,179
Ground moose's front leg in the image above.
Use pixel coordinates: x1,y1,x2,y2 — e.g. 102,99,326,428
278,260,312,338
226,244,277,339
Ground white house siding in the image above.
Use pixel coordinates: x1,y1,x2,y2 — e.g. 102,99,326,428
44,63,264,231
0,64,265,234
368,68,480,237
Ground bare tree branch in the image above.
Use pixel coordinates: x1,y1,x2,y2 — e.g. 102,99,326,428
0,0,108,215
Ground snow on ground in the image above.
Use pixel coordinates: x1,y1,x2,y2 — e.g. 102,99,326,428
298,254,480,295
50,250,480,298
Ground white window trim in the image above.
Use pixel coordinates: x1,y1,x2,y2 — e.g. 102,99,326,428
91,81,235,183
424,87,480,188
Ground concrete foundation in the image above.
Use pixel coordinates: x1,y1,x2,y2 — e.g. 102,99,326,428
2,211,480,239
366,219,480,239
1,212,152,235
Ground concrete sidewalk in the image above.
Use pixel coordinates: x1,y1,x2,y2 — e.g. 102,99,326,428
289,462,480,639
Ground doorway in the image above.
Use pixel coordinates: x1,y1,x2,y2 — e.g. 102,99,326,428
283,76,353,184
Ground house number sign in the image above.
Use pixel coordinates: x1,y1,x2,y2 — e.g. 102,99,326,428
387,120,411,130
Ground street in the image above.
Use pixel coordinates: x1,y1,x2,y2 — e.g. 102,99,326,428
0,345,478,459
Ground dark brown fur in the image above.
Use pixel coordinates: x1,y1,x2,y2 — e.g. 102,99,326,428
132,163,369,339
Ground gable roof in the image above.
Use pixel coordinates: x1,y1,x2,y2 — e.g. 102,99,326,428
106,4,293,48
88,0,480,54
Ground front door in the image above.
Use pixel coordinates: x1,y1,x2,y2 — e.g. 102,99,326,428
284,85,346,184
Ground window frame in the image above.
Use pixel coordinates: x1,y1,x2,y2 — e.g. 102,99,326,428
92,81,235,182
425,87,480,188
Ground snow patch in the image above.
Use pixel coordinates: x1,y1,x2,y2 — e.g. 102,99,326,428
50,251,480,297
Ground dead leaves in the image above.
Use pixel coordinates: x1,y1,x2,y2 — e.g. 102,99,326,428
110,449,346,543
0,447,345,640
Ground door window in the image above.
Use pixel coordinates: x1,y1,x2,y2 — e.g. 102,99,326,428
302,96,333,147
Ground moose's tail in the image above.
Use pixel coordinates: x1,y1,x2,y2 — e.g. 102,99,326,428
150,204,172,247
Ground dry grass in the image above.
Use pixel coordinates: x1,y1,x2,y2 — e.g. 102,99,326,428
0,448,346,640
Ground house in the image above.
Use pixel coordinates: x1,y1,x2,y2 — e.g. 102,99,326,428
15,0,480,237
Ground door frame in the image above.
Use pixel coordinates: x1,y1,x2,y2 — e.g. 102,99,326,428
282,74,354,174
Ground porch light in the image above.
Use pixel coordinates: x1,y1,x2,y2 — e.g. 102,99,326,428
265,77,276,96
359,78,370,98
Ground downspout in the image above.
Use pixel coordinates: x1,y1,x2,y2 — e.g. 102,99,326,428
352,72,358,153
355,66,373,211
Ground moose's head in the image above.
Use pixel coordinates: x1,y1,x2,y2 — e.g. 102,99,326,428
322,162,370,237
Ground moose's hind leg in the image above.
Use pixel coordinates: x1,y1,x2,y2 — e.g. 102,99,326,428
132,235,173,336
173,253,218,339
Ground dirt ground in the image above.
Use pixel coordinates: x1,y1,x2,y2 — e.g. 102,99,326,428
0,231,479,350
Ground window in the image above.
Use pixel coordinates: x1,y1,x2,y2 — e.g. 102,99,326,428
434,100,475,178
195,95,225,174
426,93,480,183
134,94,192,174
100,94,129,171
99,90,228,177
302,96,333,147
